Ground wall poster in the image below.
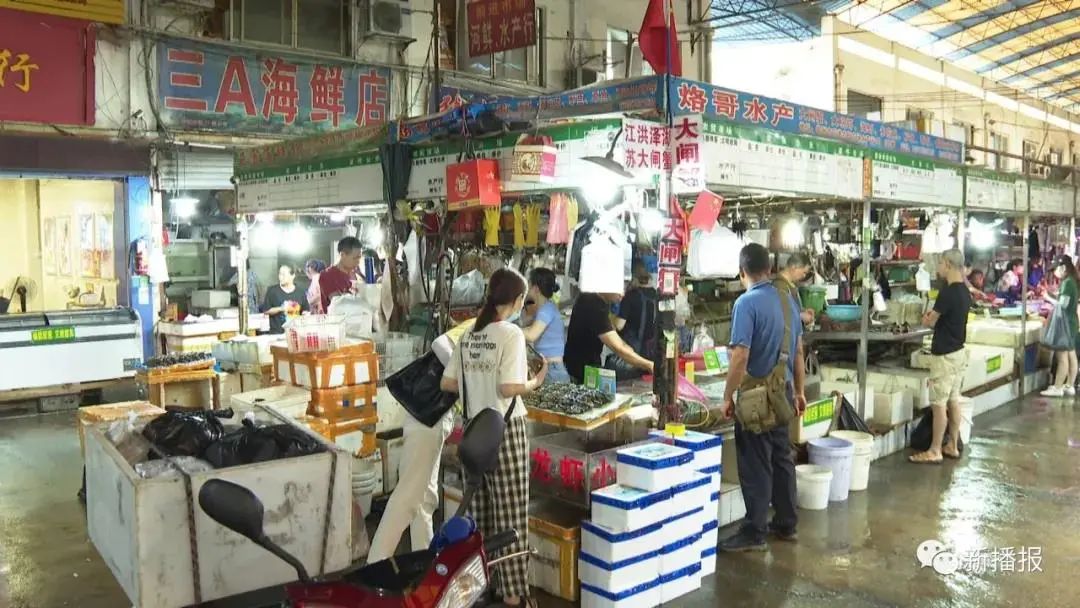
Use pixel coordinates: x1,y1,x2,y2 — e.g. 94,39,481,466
42,218,56,275
56,216,72,276
78,213,96,278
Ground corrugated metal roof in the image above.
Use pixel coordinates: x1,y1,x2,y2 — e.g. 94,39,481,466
825,0,1080,111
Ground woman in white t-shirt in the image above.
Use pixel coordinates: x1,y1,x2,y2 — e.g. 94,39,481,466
441,268,546,607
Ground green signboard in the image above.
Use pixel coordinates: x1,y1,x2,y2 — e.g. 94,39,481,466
31,326,76,345
986,355,1002,375
803,396,836,428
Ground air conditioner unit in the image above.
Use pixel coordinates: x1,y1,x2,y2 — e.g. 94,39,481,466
362,0,414,39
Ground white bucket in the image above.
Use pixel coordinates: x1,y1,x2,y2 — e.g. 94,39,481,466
353,488,374,516
807,437,855,501
828,430,874,491
958,397,974,444
795,465,832,511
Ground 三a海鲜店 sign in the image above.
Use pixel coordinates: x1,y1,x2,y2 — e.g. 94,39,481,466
0,7,95,125
157,39,392,136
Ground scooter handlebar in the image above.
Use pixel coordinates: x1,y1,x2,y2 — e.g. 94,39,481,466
483,530,518,556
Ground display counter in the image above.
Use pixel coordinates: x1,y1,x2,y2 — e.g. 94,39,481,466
967,317,1042,348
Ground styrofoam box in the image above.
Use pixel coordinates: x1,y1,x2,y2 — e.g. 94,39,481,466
191,290,231,309
579,551,660,594
672,472,712,517
581,520,665,565
699,520,719,557
700,465,722,494
581,578,661,608
282,358,376,390
873,387,914,426
820,382,874,424
591,484,673,533
822,365,931,409
659,563,703,603
660,532,702,576
701,547,717,577
702,496,719,529
663,505,703,536
231,385,312,419
615,443,694,492
648,429,723,470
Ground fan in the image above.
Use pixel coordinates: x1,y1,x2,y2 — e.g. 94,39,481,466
0,276,39,314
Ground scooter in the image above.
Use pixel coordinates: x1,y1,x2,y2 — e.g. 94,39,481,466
199,406,522,608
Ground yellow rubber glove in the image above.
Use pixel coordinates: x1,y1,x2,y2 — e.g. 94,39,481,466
513,203,525,248
525,204,541,248
483,207,500,247
566,193,580,229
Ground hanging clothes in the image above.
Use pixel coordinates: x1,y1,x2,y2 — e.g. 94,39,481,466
1028,227,1040,262
546,193,570,244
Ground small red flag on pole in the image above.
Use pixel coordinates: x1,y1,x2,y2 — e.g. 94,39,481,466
638,0,683,76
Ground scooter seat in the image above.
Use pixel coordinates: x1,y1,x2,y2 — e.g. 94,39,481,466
348,548,434,593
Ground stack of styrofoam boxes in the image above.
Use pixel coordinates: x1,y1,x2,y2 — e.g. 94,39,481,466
650,430,723,577
580,442,708,608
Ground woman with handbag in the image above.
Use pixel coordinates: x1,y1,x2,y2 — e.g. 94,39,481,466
521,268,570,384
441,268,546,607
1040,255,1080,398
368,325,466,562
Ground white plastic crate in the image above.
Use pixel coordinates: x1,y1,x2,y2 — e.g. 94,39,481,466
659,563,702,603
578,551,659,595
581,578,660,608
581,520,665,565
590,484,672,533
648,429,723,470
615,443,694,492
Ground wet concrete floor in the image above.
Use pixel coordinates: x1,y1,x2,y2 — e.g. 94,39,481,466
1,395,1077,607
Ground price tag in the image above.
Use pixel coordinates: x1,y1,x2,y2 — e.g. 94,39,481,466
986,355,1002,374
802,396,836,428
702,347,729,374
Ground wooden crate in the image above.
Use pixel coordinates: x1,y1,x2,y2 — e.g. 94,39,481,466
272,342,378,389
137,368,222,410
85,425,353,608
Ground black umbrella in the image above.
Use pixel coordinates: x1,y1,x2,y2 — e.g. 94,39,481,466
379,143,414,330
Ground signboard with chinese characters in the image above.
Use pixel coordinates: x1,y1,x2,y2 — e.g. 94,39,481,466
157,39,391,135
0,0,123,24
671,77,964,164
700,118,864,199
965,168,1017,212
467,0,536,57
670,115,704,194
870,151,962,207
236,151,382,212
0,8,94,125
621,118,670,177
1029,181,1075,216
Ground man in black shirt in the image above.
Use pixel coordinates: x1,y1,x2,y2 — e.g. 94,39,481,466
614,262,658,359
911,249,971,464
262,265,309,333
564,292,653,384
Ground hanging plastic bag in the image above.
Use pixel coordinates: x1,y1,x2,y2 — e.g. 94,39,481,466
909,408,963,453
141,409,232,457
1041,299,1074,351
451,269,486,307
687,223,744,278
579,237,625,294
135,456,216,479
835,395,872,434
203,419,326,468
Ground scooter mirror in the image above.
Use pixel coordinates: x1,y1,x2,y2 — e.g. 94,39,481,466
199,479,266,543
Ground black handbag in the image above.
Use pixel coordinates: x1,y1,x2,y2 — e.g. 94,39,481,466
386,351,457,428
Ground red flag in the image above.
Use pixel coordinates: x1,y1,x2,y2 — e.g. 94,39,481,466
638,0,682,76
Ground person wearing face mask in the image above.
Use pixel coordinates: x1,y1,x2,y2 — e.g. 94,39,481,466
719,243,806,552
441,268,546,608
521,268,570,384
1041,255,1080,398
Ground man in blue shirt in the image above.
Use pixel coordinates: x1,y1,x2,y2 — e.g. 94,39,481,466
720,243,807,552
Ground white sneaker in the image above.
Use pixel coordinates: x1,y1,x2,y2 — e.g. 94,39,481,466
1042,386,1065,398
1067,386,1076,397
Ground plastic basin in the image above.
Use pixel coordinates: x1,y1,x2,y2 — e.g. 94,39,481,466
825,305,862,322
807,437,855,501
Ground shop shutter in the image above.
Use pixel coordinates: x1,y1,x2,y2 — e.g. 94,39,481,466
158,149,235,191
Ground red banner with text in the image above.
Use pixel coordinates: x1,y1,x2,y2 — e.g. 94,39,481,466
0,8,95,125
467,0,536,57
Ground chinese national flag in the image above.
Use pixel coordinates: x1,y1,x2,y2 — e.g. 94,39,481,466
638,0,682,76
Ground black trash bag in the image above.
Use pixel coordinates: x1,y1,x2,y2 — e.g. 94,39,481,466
142,409,232,457
203,419,326,468
836,395,872,434
909,408,964,453
386,351,457,428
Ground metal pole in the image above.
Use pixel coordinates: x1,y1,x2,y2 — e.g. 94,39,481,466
857,199,871,419
431,2,442,115
1020,178,1030,397
238,218,250,336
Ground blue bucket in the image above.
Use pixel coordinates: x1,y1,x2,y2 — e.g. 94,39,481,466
807,437,855,501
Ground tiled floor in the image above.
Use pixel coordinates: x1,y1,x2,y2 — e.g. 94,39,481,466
2,395,1077,607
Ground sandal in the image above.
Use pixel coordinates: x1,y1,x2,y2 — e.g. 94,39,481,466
909,451,943,464
943,446,961,459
